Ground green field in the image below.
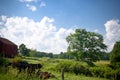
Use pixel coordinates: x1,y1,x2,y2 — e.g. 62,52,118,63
0,57,109,80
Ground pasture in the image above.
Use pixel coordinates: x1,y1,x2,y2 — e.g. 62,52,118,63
0,57,109,80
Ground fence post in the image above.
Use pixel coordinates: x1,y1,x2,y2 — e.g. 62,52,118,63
61,68,64,80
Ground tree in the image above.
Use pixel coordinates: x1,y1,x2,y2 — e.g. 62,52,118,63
66,29,107,61
110,41,120,68
47,53,53,58
100,52,110,60
19,44,30,56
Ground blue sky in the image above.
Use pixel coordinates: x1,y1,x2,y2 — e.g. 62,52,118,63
0,0,120,53
1,0,120,32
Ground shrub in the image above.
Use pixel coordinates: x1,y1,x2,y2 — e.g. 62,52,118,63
0,57,10,74
89,66,112,77
84,60,95,67
0,57,9,66
110,41,120,69
55,60,92,76
12,56,21,63
55,60,72,72
104,68,120,80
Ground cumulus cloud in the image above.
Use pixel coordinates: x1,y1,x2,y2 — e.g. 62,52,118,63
40,1,46,7
94,29,99,33
104,19,120,52
26,4,37,11
0,16,74,54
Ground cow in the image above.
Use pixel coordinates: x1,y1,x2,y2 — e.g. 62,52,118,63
36,70,55,80
11,61,42,79
27,63,42,76
12,61,28,74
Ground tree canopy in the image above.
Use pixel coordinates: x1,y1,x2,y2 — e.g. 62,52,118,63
19,44,30,56
66,29,107,61
110,41,120,68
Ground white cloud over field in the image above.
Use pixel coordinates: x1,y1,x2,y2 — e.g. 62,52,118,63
26,4,37,11
1,15,119,53
104,19,120,52
0,16,74,54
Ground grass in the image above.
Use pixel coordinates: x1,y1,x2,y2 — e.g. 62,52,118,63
94,60,110,67
0,69,108,80
0,57,109,80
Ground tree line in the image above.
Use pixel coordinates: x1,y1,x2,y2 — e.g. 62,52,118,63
18,29,111,60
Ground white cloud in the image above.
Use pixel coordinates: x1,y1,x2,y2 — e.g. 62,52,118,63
94,29,99,33
26,4,37,11
1,15,7,21
19,0,37,3
104,19,120,52
40,1,46,7
0,16,74,54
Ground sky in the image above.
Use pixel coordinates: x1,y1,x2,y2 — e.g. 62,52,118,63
0,0,120,54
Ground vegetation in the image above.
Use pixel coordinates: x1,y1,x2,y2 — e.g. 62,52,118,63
110,41,120,69
0,57,109,80
1,28,119,80
19,44,30,56
66,29,107,61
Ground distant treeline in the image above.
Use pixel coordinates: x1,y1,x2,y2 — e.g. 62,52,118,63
18,44,110,60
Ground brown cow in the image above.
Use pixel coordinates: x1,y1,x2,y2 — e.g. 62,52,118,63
37,70,55,80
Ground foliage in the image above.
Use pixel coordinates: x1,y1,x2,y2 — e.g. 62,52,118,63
0,69,108,80
84,60,95,67
89,66,112,77
0,56,10,74
12,56,22,63
0,57,111,80
54,52,73,59
66,29,107,61
110,41,120,69
19,44,30,56
104,69,120,80
55,60,92,76
100,52,110,60
29,49,54,58
0,57,9,66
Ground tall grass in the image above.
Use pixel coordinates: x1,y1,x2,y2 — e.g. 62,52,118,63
0,57,109,80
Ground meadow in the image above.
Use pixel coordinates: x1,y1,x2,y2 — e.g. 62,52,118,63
0,57,110,80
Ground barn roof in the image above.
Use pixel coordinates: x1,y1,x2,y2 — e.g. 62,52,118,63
0,37,17,46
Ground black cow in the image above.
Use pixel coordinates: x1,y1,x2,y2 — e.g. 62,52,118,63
27,63,42,76
12,61,28,73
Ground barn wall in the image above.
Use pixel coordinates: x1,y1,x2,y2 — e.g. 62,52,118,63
2,44,18,57
0,41,3,56
0,39,18,58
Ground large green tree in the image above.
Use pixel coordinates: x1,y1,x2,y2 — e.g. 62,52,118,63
19,44,30,56
110,41,120,68
66,29,107,61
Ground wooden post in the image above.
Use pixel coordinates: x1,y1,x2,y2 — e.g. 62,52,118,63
61,68,64,80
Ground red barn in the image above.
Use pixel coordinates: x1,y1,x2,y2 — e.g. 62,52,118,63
0,37,18,58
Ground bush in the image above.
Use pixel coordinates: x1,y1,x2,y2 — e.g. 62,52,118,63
55,60,92,76
89,66,112,77
110,41,120,69
12,56,21,63
55,60,72,72
84,60,95,67
104,68,120,80
104,70,115,79
0,57,10,74
0,57,9,66
70,62,92,76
